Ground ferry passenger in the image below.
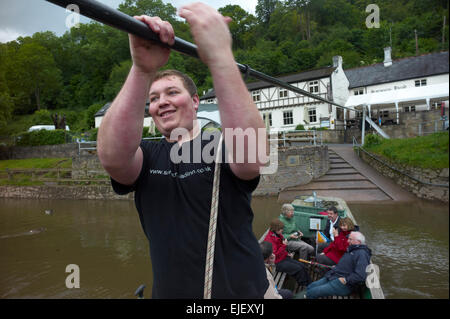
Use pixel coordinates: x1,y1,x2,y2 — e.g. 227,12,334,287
306,231,371,299
279,204,314,260
317,206,341,253
260,241,294,299
264,219,311,287
316,217,356,266
97,2,268,298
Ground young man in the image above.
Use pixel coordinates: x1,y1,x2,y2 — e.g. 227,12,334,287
97,3,268,298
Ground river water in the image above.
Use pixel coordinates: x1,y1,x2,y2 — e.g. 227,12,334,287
0,197,448,299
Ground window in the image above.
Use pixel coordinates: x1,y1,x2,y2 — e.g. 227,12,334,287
354,88,364,95
404,105,416,112
279,88,288,99
263,113,272,126
308,108,317,123
283,111,293,125
309,81,319,93
415,79,427,87
252,90,261,102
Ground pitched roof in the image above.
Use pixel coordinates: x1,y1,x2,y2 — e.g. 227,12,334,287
345,51,449,89
95,101,150,117
200,66,336,100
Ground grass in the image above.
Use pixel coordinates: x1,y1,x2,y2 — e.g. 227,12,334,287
0,158,72,170
363,132,449,169
0,158,72,186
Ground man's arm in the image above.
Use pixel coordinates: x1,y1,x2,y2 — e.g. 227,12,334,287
97,16,174,185
178,4,268,181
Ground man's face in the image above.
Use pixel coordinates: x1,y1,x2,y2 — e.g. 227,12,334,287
327,210,338,222
149,76,199,137
347,233,360,246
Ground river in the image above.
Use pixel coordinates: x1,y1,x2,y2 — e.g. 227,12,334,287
0,197,448,299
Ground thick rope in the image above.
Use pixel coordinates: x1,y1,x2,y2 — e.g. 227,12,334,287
203,134,223,299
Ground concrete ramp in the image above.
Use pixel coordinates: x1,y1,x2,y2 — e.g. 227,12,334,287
280,144,416,203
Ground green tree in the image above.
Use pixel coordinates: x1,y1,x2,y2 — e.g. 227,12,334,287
5,41,62,113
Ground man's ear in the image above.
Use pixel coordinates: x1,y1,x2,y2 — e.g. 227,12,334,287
192,94,200,111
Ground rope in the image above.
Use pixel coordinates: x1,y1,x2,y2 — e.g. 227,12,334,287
203,134,223,299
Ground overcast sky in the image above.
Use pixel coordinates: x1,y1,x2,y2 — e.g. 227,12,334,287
0,0,258,43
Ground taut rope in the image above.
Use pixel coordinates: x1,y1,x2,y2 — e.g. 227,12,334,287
203,134,223,299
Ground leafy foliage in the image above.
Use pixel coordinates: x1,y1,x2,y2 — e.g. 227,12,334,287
0,0,448,136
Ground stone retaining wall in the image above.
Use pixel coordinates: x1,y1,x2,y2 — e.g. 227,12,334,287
0,143,79,160
0,185,133,200
254,145,329,196
357,149,449,202
0,145,329,199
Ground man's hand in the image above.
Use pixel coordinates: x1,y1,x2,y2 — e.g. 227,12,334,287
129,15,175,75
178,3,233,67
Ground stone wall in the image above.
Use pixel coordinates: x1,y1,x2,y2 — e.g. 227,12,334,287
0,145,329,199
0,143,79,160
0,185,133,200
357,148,449,202
254,145,329,196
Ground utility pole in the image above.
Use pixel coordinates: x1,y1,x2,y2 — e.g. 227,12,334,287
415,29,419,55
443,16,446,51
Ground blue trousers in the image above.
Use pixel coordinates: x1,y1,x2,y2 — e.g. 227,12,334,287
306,277,352,299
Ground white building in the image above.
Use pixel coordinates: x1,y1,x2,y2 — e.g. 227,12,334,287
345,48,449,124
95,50,449,132
200,50,449,131
200,56,349,131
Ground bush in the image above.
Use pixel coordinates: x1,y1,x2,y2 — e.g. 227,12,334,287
364,133,383,148
295,124,305,130
16,129,66,146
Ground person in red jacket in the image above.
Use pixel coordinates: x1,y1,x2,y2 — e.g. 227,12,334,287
317,217,356,266
264,219,311,286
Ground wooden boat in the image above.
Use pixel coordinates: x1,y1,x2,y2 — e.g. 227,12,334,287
259,194,385,299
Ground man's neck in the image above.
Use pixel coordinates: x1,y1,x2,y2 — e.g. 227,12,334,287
164,120,200,145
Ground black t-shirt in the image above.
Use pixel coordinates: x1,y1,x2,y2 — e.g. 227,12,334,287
111,132,268,298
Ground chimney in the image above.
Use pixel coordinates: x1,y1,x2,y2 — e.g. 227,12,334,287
332,55,343,69
384,47,392,67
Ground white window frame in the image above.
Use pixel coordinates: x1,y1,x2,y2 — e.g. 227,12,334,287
309,81,319,93
308,108,317,123
252,90,261,102
415,79,427,87
354,88,364,95
263,113,272,126
279,88,288,99
283,110,294,125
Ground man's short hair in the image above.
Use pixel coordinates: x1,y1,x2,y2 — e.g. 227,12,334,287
269,219,284,232
327,206,338,215
151,69,198,97
260,241,273,260
351,231,366,245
